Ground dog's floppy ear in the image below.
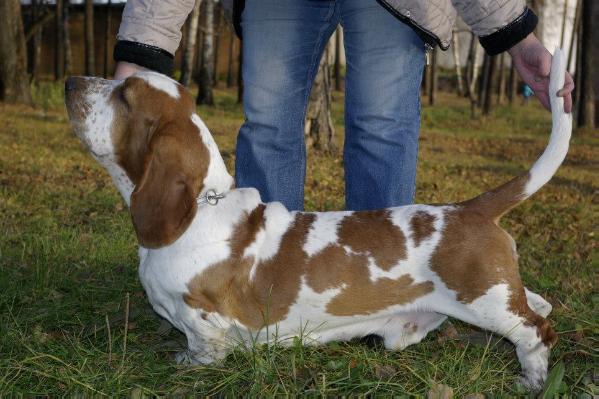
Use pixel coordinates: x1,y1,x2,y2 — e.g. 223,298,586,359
130,126,200,248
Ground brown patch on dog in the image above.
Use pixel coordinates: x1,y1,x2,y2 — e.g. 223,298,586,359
184,211,315,330
431,206,556,346
107,78,210,248
305,240,432,316
326,274,434,316
508,287,558,348
185,209,433,329
430,208,520,304
410,211,436,247
337,210,407,271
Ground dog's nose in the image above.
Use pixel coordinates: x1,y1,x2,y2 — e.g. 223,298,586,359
65,77,80,92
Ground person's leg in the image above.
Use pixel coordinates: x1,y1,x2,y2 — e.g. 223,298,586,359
340,0,425,210
236,0,338,211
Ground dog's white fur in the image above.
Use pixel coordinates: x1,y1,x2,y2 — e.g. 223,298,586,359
65,49,571,391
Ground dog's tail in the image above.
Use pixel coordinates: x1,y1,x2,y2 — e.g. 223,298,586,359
460,48,572,221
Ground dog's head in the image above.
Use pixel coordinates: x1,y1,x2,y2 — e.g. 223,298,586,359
65,72,233,248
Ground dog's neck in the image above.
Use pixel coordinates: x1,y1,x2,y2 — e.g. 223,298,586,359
191,113,234,199
103,113,234,209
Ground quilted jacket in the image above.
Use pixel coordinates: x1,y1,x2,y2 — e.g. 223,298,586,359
114,0,537,76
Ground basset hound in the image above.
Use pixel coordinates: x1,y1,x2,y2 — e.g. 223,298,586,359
64,49,571,391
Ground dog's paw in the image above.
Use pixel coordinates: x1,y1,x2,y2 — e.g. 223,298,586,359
174,349,222,365
174,350,193,365
517,371,547,393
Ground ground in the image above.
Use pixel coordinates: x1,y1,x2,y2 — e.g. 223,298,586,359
0,84,596,396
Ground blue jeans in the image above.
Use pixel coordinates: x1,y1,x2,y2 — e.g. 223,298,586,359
235,0,425,211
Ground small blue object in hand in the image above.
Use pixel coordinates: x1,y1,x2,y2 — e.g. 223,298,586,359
522,84,534,98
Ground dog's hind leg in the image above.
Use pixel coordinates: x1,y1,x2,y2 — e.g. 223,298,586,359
447,283,557,392
381,312,447,350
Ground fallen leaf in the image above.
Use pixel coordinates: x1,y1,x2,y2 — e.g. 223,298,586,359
427,382,454,399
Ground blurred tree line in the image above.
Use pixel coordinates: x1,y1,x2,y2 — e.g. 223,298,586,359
0,0,596,132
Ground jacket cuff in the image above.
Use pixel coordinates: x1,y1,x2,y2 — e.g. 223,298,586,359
479,7,538,56
113,40,174,76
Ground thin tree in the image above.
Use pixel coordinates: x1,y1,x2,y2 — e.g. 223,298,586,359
428,47,438,106
482,55,497,115
55,0,64,80
567,0,581,70
334,26,342,91
197,0,214,105
29,0,43,82
104,0,112,78
451,29,464,96
180,0,202,87
560,0,569,48
0,0,32,104
212,4,222,85
577,0,596,128
226,30,235,88
477,53,490,108
465,32,481,117
497,53,506,104
63,0,72,76
305,44,336,154
507,56,518,104
85,0,95,75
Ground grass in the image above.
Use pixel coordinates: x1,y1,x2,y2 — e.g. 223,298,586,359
0,82,597,396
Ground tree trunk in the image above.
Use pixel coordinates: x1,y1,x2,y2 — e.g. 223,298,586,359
195,27,204,81
470,37,481,98
63,0,72,76
507,56,517,104
428,47,438,106
212,4,222,85
0,0,32,104
567,0,581,70
530,0,545,40
226,29,235,87
26,9,55,43
85,0,95,75
180,0,202,87
30,0,43,82
305,47,336,154
237,36,243,103
482,55,497,115
560,0,569,48
574,17,582,119
451,30,464,96
334,26,342,91
497,53,506,104
197,0,214,105
478,53,490,108
55,0,64,80
594,6,599,127
104,0,112,78
577,0,595,128
465,32,480,117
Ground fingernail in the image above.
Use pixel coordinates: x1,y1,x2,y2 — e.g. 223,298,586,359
534,76,542,82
